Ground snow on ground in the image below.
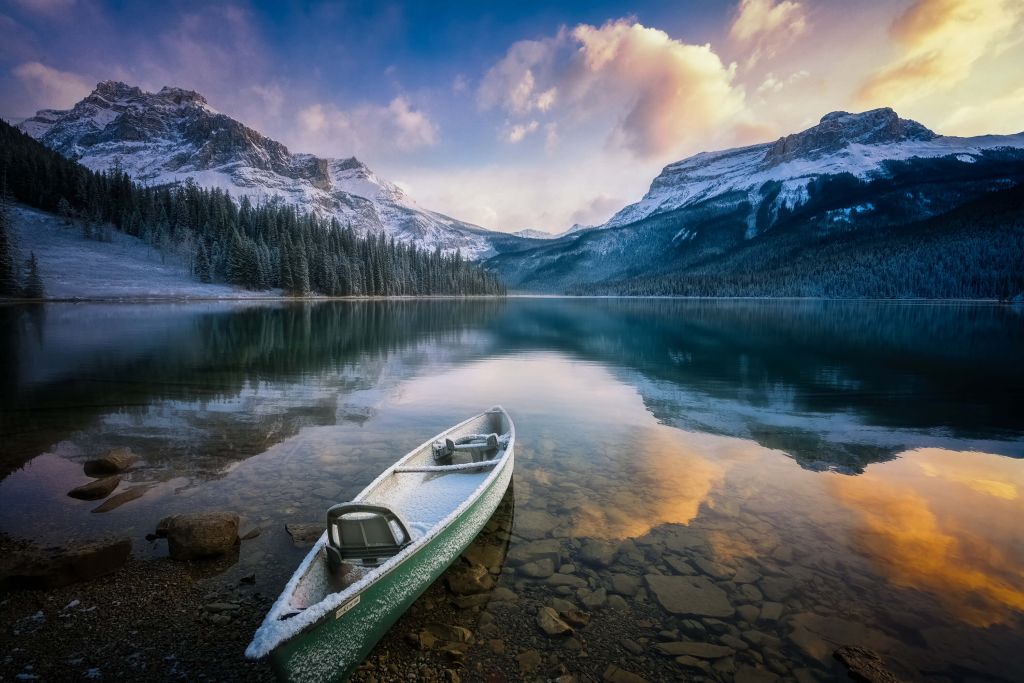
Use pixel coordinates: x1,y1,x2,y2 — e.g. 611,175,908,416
9,205,274,300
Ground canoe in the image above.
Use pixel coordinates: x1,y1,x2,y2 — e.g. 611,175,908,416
246,406,516,682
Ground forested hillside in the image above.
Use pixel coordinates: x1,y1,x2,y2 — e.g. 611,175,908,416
0,120,504,297
569,183,1024,299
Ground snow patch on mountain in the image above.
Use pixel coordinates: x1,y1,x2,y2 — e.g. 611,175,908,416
18,81,499,259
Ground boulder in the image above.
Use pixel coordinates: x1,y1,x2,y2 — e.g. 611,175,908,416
285,523,325,546
83,448,138,475
157,511,239,560
645,574,734,617
67,476,120,500
0,536,131,590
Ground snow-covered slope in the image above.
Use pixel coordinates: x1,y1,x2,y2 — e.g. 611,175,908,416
18,81,501,258
513,229,555,239
603,108,1024,235
10,204,271,299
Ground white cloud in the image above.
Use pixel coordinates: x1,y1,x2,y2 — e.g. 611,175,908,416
506,120,539,143
478,19,748,160
295,96,439,156
941,85,1024,135
12,61,90,109
729,0,808,66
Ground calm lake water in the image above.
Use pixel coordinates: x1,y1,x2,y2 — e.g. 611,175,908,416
2,298,1023,681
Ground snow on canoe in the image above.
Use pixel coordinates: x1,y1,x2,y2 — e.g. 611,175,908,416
246,406,515,682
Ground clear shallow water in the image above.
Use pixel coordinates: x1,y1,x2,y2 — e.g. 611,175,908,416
1,299,1023,680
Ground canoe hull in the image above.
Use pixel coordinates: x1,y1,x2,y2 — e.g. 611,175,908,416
270,450,514,682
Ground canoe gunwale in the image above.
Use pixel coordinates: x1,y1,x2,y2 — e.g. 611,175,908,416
245,406,515,661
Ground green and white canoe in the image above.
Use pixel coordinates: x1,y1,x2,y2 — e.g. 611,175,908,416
246,406,516,682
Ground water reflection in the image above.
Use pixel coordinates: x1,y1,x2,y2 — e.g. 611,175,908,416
2,299,1023,679
832,448,1024,627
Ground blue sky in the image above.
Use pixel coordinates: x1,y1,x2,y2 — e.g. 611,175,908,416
1,0,1022,232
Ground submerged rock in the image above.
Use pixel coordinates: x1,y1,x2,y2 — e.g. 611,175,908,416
507,538,561,566
602,664,650,683
91,485,151,513
83,448,138,475
445,560,494,595
654,642,734,659
156,511,239,560
833,646,902,683
285,523,325,546
0,536,131,589
536,606,573,636
645,574,734,617
579,539,617,567
67,476,120,500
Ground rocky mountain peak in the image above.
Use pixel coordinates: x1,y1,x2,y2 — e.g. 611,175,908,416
765,107,936,165
90,80,142,103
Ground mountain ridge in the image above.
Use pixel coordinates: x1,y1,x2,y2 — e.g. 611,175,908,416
486,108,1024,294
18,81,508,258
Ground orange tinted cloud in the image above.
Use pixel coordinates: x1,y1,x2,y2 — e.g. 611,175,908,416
832,449,1024,627
478,19,747,160
858,0,1024,106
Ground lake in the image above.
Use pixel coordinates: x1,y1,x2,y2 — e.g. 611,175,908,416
2,298,1023,681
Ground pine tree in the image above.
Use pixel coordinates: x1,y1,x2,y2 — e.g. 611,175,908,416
23,252,44,299
0,181,20,297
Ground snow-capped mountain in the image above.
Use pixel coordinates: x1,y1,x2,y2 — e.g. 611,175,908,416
487,108,1024,292
513,228,555,239
19,81,502,258
602,108,1024,236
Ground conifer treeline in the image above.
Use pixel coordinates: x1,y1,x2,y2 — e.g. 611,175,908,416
0,120,505,296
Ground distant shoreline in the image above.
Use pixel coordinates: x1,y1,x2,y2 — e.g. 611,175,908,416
0,294,1014,304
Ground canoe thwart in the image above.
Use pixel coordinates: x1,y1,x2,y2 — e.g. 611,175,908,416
325,503,412,571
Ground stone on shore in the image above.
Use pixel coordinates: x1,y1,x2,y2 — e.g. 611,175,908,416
67,476,120,500
645,574,735,617
83,448,138,475
156,511,239,560
0,536,131,590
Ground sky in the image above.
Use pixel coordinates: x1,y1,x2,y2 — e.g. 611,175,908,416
1,0,1022,233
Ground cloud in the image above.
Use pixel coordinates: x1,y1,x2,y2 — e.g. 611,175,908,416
858,0,1024,106
729,0,808,65
506,120,539,143
296,96,439,156
479,19,748,160
940,85,1024,135
12,61,90,109
569,194,625,227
